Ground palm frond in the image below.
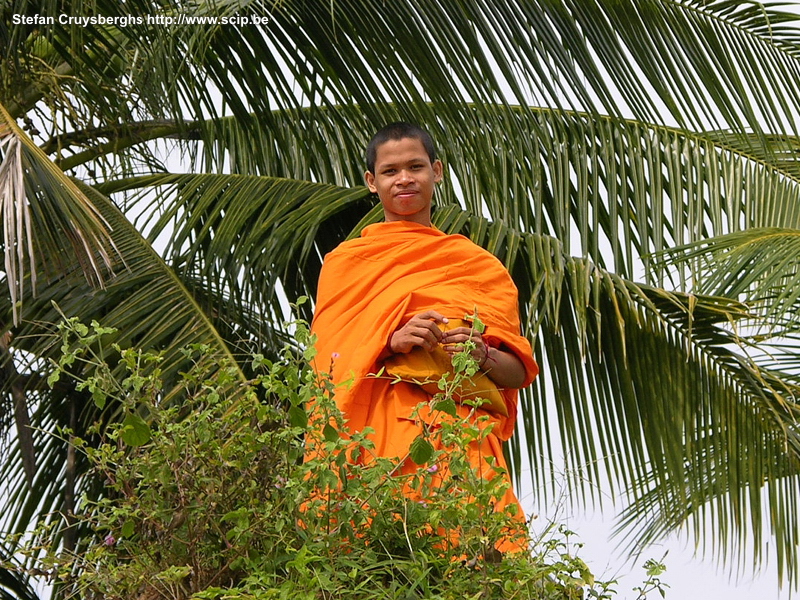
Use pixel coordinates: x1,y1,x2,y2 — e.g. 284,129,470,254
0,543,38,600
100,173,374,325
659,227,800,331
614,446,800,585
12,0,800,156
0,103,118,323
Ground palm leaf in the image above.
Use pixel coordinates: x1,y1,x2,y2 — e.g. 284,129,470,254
12,1,800,157
659,228,800,330
100,173,374,325
0,103,118,323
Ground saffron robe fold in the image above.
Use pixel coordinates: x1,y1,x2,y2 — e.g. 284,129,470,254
310,220,539,521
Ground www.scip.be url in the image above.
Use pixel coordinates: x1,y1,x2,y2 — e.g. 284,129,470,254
12,14,270,27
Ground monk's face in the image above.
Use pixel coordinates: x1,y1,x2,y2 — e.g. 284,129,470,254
364,137,443,226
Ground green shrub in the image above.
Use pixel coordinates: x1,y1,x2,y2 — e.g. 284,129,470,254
9,310,631,600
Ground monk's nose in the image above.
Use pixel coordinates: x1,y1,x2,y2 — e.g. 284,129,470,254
397,169,413,184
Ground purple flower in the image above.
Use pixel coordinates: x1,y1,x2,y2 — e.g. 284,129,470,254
427,464,439,473
103,534,116,546
331,352,340,360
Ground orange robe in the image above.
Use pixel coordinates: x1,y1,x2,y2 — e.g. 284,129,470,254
310,221,538,534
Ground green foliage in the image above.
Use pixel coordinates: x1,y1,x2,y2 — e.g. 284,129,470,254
633,556,669,600
4,314,640,600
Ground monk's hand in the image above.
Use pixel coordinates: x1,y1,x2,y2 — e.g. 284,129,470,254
440,327,489,366
389,310,448,354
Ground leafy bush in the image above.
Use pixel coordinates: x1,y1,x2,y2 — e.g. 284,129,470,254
8,310,631,600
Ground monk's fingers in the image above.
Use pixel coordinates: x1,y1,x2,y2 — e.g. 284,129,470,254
442,338,484,352
398,323,438,349
407,319,443,343
391,328,439,353
390,316,446,353
414,309,448,326
442,344,486,365
443,344,464,356
439,326,468,341
391,327,428,353
420,339,439,351
441,330,487,363
441,328,483,346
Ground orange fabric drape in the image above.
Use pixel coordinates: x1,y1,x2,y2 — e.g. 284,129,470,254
310,220,539,538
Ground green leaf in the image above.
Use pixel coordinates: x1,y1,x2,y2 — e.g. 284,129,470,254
409,435,434,465
288,406,308,429
91,387,107,410
120,519,135,538
46,370,60,387
120,413,151,447
433,398,458,417
322,423,339,443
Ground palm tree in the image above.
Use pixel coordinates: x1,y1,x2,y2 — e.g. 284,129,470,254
3,0,800,596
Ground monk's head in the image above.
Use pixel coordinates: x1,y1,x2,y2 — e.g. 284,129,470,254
364,122,443,226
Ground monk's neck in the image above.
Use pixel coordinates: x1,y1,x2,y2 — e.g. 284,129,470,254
383,216,432,227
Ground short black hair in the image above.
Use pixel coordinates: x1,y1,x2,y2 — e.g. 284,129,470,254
366,122,437,173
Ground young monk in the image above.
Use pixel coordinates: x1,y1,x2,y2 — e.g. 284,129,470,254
309,122,539,551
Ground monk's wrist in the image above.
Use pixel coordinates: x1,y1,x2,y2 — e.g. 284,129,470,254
480,347,492,369
380,332,396,359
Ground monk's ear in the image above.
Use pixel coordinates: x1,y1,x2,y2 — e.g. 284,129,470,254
432,159,443,183
364,170,378,193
